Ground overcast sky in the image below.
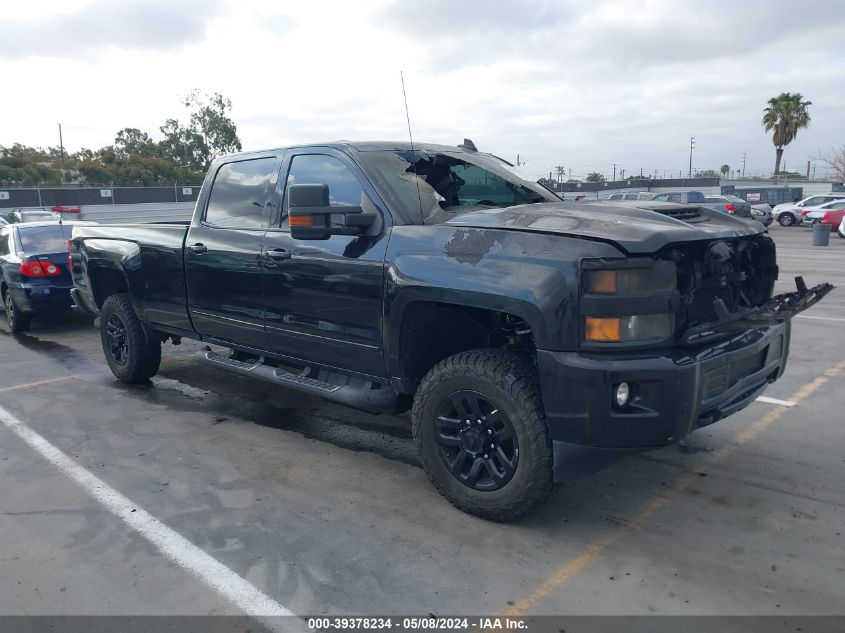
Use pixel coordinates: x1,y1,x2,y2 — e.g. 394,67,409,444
2,0,843,180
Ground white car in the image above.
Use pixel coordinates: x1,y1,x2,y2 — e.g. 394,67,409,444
773,193,845,227
800,199,845,225
839,214,845,238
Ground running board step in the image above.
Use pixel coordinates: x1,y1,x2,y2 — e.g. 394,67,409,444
202,351,399,414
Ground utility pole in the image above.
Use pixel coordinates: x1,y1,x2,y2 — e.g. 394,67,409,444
555,165,565,186
806,160,811,181
741,152,747,178
688,137,695,178
57,122,65,166
612,163,617,182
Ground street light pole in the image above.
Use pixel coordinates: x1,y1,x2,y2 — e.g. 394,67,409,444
57,122,65,166
688,137,695,179
741,152,747,178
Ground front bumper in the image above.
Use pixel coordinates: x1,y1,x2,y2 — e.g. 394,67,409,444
537,322,790,449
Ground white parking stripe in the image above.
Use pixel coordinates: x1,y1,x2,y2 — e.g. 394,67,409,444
755,396,797,407
796,315,845,323
0,403,299,626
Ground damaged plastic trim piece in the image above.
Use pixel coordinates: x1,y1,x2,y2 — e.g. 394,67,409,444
682,276,834,344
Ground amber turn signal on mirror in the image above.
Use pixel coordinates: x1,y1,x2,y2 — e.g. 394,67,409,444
288,214,315,227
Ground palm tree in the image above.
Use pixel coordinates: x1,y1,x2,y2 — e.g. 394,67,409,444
762,93,812,175
720,164,730,177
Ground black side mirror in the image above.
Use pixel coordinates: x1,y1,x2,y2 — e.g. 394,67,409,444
288,184,378,240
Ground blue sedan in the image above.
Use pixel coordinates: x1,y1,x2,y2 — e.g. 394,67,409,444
0,221,90,332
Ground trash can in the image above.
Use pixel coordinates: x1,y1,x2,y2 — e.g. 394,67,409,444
812,222,830,246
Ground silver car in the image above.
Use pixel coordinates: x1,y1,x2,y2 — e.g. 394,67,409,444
773,193,845,227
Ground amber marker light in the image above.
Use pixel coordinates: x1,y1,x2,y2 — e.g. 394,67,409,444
585,317,621,342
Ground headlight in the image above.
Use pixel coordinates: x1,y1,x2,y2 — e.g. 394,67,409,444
584,314,675,342
581,261,677,345
584,268,675,294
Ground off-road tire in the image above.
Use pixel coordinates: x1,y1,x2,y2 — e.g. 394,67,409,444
4,290,32,333
778,212,796,227
412,349,554,522
100,293,161,383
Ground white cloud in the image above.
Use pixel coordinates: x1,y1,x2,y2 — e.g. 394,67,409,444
1,0,843,179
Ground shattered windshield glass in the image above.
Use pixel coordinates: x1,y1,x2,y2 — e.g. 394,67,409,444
356,149,559,223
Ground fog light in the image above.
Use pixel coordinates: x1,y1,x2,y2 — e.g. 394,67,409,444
614,382,631,407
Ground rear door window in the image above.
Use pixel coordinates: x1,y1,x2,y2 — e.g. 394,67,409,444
205,157,276,228
17,225,72,253
686,192,705,203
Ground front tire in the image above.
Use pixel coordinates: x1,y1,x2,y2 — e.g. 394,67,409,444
4,290,32,333
778,212,796,227
412,349,553,522
99,293,161,383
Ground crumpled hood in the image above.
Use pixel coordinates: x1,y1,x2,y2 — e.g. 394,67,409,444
444,201,766,254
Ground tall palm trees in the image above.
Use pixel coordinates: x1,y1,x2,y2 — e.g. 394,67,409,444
762,93,812,175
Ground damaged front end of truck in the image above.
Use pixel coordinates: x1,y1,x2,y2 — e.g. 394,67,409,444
662,233,833,345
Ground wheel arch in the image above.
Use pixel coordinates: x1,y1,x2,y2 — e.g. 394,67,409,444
386,290,541,395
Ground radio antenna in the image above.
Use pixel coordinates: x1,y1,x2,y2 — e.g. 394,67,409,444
400,70,424,223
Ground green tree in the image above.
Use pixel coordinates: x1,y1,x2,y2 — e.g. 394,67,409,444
585,172,606,183
0,144,64,185
762,92,812,175
720,164,730,177
698,169,720,178
183,90,242,167
159,118,208,173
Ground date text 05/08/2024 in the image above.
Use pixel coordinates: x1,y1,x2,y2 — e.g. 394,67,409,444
307,617,527,631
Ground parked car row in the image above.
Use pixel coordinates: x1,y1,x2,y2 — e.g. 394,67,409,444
772,193,845,227
605,191,764,223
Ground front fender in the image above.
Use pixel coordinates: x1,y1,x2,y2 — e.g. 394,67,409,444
383,225,626,381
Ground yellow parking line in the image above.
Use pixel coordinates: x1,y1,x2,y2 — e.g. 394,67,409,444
0,376,72,394
504,359,845,616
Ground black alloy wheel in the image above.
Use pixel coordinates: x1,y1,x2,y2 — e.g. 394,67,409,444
105,313,129,366
434,389,519,491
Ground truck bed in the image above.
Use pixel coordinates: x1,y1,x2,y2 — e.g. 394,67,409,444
70,223,192,333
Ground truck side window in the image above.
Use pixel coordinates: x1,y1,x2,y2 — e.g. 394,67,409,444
0,230,9,256
282,154,364,224
205,157,276,228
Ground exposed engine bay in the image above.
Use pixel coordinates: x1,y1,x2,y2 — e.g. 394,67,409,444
662,234,833,344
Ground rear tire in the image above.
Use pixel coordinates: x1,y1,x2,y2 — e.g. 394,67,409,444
4,290,31,333
778,212,795,227
412,349,553,522
99,293,161,383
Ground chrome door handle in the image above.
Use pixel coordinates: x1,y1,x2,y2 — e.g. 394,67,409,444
264,249,291,261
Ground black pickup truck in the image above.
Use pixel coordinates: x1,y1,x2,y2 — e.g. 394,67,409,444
69,141,831,521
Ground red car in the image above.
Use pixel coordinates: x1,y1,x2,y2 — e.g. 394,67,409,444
821,208,845,231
